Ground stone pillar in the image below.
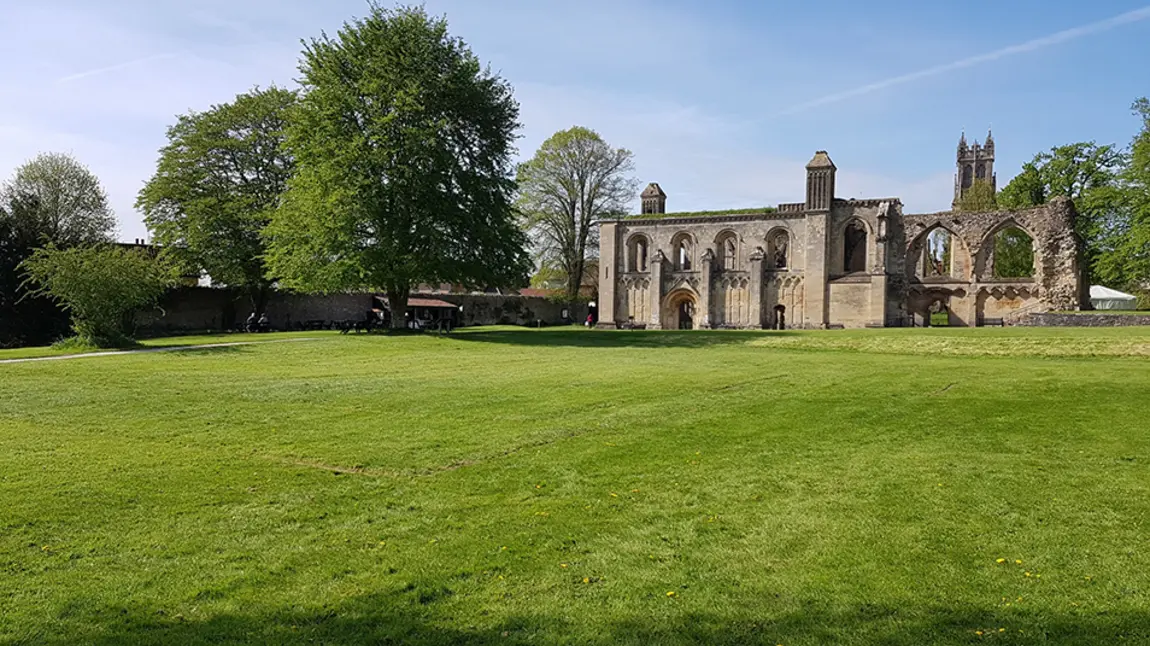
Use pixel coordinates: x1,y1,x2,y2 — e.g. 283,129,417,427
749,247,765,329
699,249,714,329
598,222,618,326
869,209,889,326
649,250,665,329
804,212,830,328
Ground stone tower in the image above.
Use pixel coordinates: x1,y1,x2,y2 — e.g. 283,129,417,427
954,129,996,207
640,183,667,215
805,151,836,212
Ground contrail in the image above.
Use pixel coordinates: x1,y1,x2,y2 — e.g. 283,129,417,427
55,53,178,84
773,5,1150,116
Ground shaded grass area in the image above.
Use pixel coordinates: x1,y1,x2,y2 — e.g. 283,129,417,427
1,328,1149,644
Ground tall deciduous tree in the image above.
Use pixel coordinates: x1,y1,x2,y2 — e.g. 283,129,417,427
998,141,1127,286
1095,98,1150,291
137,86,296,313
517,127,636,304
0,153,115,346
265,4,531,327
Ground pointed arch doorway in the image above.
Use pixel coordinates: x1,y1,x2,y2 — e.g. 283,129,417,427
662,289,700,330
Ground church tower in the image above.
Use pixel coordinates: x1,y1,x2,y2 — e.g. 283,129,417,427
954,129,996,207
641,183,666,215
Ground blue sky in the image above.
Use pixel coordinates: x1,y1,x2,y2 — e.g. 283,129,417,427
1,0,1148,242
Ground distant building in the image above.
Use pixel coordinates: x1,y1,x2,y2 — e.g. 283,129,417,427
598,136,1084,329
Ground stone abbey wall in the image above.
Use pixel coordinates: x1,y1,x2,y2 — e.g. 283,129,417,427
599,150,1084,330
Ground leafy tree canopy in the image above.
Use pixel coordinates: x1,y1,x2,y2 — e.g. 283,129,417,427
1,153,115,346
20,245,180,347
955,178,997,213
265,3,531,326
517,127,635,304
137,86,297,311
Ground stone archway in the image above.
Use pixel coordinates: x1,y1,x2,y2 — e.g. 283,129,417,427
662,289,700,330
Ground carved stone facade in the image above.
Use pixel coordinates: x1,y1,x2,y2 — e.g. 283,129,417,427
598,146,1085,330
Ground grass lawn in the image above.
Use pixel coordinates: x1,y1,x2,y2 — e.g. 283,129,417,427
2,326,1149,645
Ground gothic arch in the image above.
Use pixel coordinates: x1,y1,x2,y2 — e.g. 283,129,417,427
714,230,739,271
907,223,972,281
841,218,870,274
670,232,696,271
975,219,1038,280
661,287,700,330
625,233,650,273
766,227,792,270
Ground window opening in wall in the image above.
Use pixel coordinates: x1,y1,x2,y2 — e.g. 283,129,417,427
923,229,953,278
721,236,736,271
773,304,786,330
675,238,693,271
628,237,649,273
770,231,789,269
843,221,868,273
992,226,1035,278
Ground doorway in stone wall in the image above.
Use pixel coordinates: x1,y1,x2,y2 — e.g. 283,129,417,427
773,305,787,330
677,301,694,329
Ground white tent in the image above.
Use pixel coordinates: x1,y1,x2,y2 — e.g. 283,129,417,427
1090,285,1138,310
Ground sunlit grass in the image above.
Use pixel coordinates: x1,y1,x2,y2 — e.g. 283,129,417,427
1,326,1148,645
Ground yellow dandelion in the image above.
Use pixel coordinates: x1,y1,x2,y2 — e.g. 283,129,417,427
631,489,640,493
1015,559,1022,565
610,493,618,498
666,591,676,597
1025,572,1031,577
560,563,568,568
583,577,590,584
999,628,1005,633
996,558,1006,564
975,630,983,636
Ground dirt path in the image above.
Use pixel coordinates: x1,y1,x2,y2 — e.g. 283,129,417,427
0,338,319,365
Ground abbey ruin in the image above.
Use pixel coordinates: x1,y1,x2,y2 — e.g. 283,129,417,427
598,133,1085,329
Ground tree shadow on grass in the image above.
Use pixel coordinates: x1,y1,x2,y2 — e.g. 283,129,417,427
28,594,1150,646
450,328,797,349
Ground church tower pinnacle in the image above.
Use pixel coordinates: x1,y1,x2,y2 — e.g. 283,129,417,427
954,128,996,208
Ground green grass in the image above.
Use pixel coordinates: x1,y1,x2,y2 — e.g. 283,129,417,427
621,207,778,220
2,327,1150,645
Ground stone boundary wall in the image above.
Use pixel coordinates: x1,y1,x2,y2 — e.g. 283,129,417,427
1020,312,1150,327
135,288,586,332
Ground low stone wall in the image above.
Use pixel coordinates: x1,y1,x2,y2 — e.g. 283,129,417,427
135,288,586,332
1021,312,1150,327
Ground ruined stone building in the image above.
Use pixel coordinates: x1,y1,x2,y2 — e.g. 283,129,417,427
598,134,1085,329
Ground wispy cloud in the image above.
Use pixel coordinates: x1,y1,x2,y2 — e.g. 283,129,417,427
772,5,1150,116
55,53,180,84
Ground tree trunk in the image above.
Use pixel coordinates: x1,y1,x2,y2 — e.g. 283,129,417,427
387,285,411,330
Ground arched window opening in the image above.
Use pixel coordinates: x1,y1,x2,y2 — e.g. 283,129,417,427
627,236,649,273
992,226,1035,278
922,228,953,278
962,164,973,189
976,162,987,180
843,221,868,273
769,231,790,270
672,234,694,271
716,233,737,271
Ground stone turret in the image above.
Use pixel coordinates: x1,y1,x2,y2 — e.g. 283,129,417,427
640,183,666,215
805,151,836,212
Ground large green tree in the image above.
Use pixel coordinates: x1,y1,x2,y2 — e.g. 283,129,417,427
0,153,116,346
517,127,636,303
998,141,1127,285
265,4,530,327
137,86,296,313
1094,98,1150,290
